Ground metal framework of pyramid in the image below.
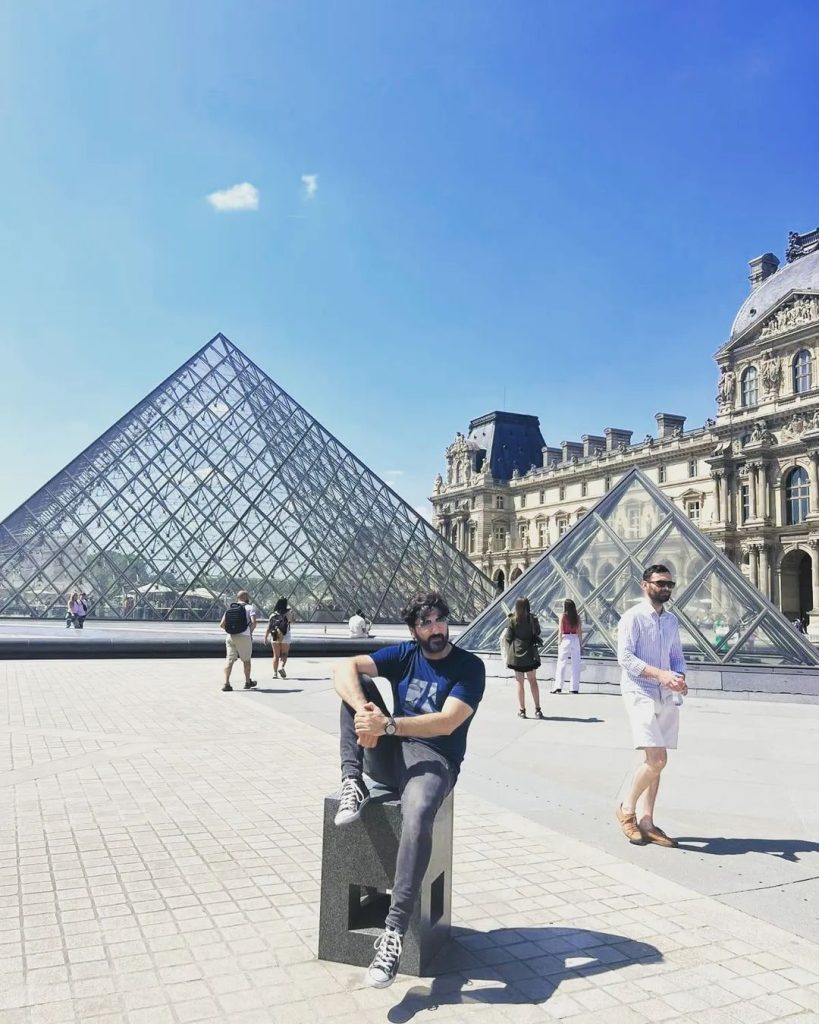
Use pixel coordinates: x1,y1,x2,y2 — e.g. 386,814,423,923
460,467,819,667
0,334,495,623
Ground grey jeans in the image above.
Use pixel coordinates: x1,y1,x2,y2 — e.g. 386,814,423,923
339,676,456,934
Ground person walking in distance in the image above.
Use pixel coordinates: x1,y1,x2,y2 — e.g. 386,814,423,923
65,591,79,628
219,590,257,692
616,564,687,847
504,597,544,719
264,597,292,678
552,599,582,693
332,590,485,988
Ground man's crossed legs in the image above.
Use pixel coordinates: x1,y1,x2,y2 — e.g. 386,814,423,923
336,676,455,987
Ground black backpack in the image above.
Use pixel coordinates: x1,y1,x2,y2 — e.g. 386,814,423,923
270,610,288,636
224,602,248,635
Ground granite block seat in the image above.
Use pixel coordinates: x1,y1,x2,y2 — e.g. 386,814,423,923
318,787,453,975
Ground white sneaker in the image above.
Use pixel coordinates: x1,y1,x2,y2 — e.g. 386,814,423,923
366,927,403,988
334,777,370,826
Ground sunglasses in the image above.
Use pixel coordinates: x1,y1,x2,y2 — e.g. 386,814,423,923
648,580,675,589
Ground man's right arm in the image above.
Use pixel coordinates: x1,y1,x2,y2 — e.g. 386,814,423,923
333,654,380,711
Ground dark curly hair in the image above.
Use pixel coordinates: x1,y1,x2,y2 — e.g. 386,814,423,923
400,591,450,628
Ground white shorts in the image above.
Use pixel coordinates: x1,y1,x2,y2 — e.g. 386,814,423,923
621,689,679,750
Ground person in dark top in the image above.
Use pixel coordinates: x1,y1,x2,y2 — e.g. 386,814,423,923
333,590,485,989
504,596,543,718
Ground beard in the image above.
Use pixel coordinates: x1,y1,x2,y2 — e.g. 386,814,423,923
418,630,449,655
656,591,671,603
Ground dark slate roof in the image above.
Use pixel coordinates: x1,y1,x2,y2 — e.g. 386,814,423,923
466,412,545,481
729,247,819,344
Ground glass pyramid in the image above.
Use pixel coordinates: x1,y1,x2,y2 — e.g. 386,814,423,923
459,467,819,667
0,334,495,623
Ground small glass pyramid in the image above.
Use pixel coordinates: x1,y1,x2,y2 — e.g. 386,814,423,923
459,467,819,667
0,334,495,622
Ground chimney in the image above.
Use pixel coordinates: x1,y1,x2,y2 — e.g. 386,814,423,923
655,413,686,439
605,427,633,452
582,434,606,457
542,445,561,468
748,252,779,290
561,441,584,464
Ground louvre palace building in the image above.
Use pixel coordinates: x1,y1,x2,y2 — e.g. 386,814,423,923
431,226,819,635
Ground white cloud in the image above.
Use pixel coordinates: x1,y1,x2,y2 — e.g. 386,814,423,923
301,173,318,199
206,182,259,211
384,469,405,478
414,504,433,523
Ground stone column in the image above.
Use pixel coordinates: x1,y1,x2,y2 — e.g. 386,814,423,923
760,464,770,521
758,544,769,599
749,464,759,520
809,454,819,519
812,540,819,614
749,544,759,588
722,472,732,525
711,472,723,525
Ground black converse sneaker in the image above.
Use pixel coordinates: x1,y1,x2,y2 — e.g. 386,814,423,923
333,776,370,826
366,927,403,988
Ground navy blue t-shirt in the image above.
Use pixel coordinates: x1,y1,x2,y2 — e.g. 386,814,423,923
370,640,485,773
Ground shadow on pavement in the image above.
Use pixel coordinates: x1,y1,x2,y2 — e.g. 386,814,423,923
537,716,604,724
246,687,304,695
676,836,819,862
387,926,662,1022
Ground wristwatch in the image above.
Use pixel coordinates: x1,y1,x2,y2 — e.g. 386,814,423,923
384,716,397,736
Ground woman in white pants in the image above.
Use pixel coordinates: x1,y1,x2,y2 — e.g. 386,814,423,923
553,599,582,693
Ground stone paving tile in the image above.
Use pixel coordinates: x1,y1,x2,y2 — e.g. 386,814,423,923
2,659,819,1023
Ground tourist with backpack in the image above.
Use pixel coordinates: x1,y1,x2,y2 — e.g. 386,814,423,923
264,596,293,678
219,590,257,692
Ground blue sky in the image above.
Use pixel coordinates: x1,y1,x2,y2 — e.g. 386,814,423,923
1,0,818,521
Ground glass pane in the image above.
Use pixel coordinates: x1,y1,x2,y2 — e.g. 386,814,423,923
677,570,760,657
730,617,813,666
597,476,667,546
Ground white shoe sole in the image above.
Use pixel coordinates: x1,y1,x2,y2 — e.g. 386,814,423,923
333,795,370,826
365,971,396,988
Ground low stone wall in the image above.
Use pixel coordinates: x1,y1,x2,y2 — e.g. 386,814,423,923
484,653,819,701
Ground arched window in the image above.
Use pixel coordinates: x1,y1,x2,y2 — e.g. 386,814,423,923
793,350,812,394
786,467,810,525
741,366,758,407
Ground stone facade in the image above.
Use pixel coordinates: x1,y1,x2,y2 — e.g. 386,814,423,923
431,227,819,634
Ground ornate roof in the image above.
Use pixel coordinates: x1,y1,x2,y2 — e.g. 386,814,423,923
729,246,819,345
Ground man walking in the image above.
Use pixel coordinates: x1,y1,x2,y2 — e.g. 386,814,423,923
333,590,485,988
616,564,687,847
220,590,257,692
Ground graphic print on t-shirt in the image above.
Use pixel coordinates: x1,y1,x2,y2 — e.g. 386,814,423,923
404,676,440,714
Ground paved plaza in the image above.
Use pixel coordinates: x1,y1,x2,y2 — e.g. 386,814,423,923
1,655,818,1023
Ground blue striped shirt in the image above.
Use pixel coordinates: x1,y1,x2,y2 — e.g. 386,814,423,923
617,599,687,699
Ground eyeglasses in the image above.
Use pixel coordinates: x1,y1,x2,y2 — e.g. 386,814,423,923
415,615,449,630
648,580,675,589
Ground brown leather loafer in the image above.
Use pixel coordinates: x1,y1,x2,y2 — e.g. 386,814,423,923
639,823,678,847
616,804,646,845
